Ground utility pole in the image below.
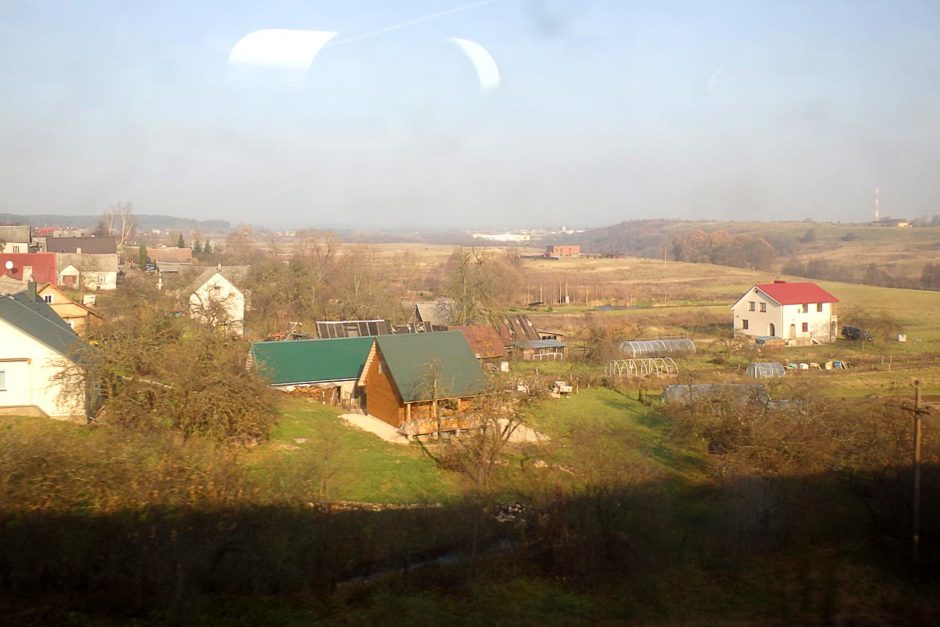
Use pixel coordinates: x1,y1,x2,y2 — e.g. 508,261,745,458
908,380,927,573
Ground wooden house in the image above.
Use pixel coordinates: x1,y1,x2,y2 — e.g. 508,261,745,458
37,283,103,335
358,331,487,436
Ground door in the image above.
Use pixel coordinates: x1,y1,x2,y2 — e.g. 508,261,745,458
769,323,776,337
789,324,796,340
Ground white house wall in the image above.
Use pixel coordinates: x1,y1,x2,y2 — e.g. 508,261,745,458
0,319,84,418
190,273,245,335
732,288,835,343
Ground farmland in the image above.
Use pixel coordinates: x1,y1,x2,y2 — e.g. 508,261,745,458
3,237,940,624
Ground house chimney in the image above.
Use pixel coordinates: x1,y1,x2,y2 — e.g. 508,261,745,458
774,279,786,284
27,280,37,302
217,263,222,272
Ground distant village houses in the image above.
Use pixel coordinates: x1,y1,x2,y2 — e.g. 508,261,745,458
45,236,119,291
0,225,34,253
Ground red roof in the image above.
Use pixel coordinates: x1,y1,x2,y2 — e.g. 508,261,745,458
448,325,508,359
0,253,57,286
755,281,838,305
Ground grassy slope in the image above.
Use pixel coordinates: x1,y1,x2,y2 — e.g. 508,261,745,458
246,398,463,504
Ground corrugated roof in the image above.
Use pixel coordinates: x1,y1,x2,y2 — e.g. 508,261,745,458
495,313,541,344
414,299,455,326
251,337,374,385
755,281,839,305
0,292,80,356
448,325,508,359
375,331,486,403
46,236,116,254
0,225,31,242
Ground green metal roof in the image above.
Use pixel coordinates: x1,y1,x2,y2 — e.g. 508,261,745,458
0,292,81,356
251,336,374,386
375,331,486,403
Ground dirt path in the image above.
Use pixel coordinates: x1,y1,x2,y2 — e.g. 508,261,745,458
339,413,410,445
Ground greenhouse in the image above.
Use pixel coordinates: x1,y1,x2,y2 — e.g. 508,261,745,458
745,362,787,379
605,357,678,379
619,338,696,358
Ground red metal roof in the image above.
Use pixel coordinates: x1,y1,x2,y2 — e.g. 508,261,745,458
0,253,57,286
448,325,508,359
756,281,838,305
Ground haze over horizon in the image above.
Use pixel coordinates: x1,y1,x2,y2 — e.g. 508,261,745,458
2,0,939,228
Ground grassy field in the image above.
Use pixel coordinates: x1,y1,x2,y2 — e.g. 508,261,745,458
246,398,464,504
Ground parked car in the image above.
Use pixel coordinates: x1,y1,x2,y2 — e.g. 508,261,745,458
841,326,872,341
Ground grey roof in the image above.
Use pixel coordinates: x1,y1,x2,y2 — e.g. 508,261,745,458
190,266,249,292
373,332,487,403
514,339,566,349
45,236,116,254
56,252,119,272
0,275,26,295
414,300,455,326
0,225,31,242
0,292,81,356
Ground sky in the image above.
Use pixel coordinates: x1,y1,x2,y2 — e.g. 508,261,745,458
1,0,939,229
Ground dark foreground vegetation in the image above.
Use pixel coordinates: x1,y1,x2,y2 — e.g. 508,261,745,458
3,391,940,625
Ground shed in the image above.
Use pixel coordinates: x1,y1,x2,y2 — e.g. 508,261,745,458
513,338,567,361
620,339,695,358
250,336,374,408
745,362,786,379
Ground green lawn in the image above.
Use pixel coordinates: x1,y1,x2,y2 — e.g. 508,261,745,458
246,399,463,504
520,387,708,487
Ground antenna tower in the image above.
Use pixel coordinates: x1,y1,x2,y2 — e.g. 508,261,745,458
874,186,880,223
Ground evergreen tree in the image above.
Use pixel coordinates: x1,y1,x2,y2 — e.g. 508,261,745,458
138,244,148,267
177,233,185,248
193,240,203,255
203,240,213,255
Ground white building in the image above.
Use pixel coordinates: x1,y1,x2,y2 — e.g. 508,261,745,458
0,225,32,253
731,280,839,345
189,266,249,335
0,289,86,419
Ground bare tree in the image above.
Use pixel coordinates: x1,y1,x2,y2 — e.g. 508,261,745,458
101,201,136,251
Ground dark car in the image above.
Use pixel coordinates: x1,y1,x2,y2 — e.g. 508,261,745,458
841,326,872,341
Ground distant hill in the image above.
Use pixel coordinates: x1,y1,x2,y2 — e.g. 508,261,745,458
0,213,230,231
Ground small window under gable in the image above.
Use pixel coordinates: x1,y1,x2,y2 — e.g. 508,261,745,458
801,304,809,313
43,295,53,303
759,302,767,313
748,301,755,311
817,303,823,312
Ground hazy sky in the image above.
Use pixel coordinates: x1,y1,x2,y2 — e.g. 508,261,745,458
1,0,939,228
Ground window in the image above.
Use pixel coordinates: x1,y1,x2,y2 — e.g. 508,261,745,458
12,245,20,253
0,370,5,391
817,303,823,312
801,304,809,313
43,295,53,303
213,285,222,296
802,322,809,333
748,301,755,311
742,319,749,330
759,302,767,313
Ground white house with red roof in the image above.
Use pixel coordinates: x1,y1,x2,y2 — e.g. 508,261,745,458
731,280,839,345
